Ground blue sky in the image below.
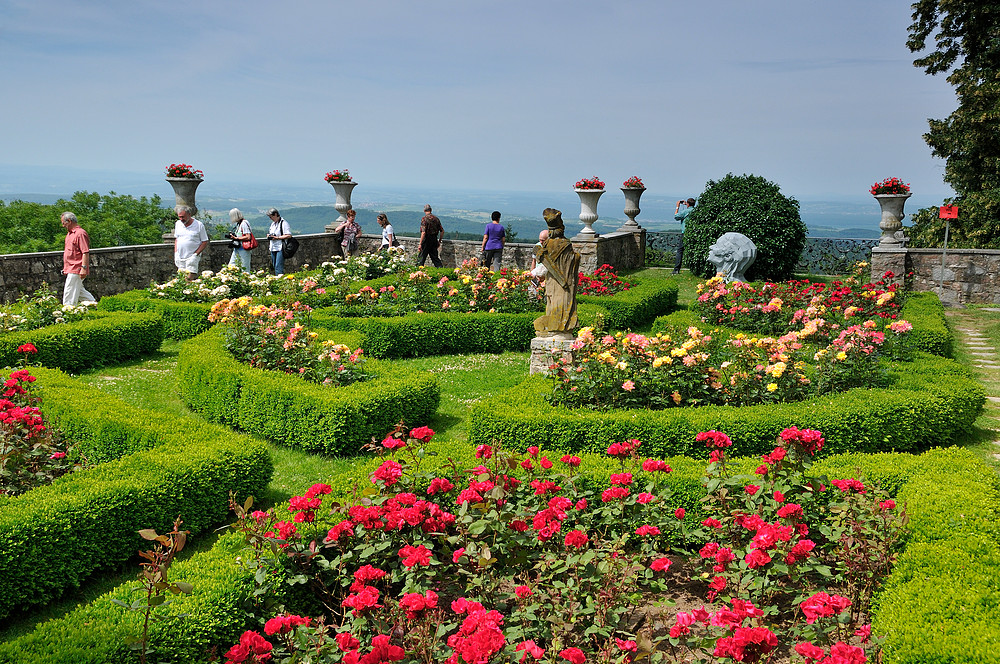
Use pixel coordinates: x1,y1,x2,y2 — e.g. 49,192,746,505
0,0,956,201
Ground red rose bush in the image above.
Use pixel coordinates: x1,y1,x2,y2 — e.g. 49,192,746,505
222,422,900,663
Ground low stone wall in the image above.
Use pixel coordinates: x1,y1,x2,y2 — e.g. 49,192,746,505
0,228,645,303
872,246,1000,306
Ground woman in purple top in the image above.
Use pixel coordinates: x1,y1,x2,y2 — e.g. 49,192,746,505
480,211,506,271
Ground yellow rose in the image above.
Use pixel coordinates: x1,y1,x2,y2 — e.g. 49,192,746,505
767,383,778,392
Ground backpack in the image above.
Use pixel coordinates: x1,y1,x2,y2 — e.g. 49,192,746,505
282,236,300,259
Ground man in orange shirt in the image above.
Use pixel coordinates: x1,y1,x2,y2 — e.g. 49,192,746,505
61,212,95,305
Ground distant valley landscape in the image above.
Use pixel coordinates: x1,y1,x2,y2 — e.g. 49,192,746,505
1,164,951,241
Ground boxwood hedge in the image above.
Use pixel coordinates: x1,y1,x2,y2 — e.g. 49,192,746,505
176,327,440,456
0,367,273,622
468,353,983,458
0,311,163,372
872,447,1000,663
577,276,678,330
97,290,213,340
0,532,274,664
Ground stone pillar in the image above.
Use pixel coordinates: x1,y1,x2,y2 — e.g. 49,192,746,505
529,336,576,375
870,246,907,286
573,235,600,274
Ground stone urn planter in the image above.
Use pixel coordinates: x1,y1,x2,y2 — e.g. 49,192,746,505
326,180,358,232
165,177,203,216
874,193,911,247
574,188,605,237
620,187,645,229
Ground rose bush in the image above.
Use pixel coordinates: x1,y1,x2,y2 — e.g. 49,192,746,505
329,261,543,317
0,364,82,496
543,317,909,411
0,284,95,335
577,264,633,297
208,298,368,387
221,424,897,663
693,267,904,339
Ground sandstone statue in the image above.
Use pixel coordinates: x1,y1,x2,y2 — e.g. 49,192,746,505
533,208,581,338
708,232,757,283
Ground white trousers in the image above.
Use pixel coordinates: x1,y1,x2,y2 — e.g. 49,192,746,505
63,273,95,306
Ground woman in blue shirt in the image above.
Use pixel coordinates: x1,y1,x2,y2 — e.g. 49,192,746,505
481,211,506,271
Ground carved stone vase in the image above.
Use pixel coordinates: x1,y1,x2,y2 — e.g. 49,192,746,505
165,177,203,216
620,187,645,229
325,180,359,232
874,193,911,247
574,188,604,236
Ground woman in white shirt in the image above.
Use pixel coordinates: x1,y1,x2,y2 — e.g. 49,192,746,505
228,208,253,272
265,208,292,275
377,213,395,251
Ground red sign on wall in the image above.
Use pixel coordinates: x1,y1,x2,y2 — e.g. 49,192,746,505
939,205,958,219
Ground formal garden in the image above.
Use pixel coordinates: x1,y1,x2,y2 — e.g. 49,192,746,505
0,240,998,664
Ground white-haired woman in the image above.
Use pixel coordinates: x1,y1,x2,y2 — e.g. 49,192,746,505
227,208,253,271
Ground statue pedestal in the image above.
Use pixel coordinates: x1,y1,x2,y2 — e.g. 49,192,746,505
529,336,576,375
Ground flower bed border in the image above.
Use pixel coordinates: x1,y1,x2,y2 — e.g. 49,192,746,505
0,311,164,371
655,291,952,358
101,270,679,345
467,352,983,458
3,444,995,662
0,367,273,622
176,327,441,456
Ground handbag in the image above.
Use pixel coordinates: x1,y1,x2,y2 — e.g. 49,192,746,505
242,230,258,251
282,236,300,259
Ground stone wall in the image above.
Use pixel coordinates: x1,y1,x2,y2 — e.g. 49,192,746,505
0,229,646,303
872,246,1000,306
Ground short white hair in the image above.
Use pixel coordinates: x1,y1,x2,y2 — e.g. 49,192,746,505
229,208,244,223
61,211,78,224
175,205,192,215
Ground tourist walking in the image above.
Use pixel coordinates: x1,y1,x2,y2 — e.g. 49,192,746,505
377,213,396,251
673,197,696,275
174,205,209,281
266,208,293,275
335,209,363,258
60,211,96,305
418,204,444,268
480,211,505,271
227,208,253,272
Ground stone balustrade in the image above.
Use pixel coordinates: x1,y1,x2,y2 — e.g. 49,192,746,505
0,228,646,303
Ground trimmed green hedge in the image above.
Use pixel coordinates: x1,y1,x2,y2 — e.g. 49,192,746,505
468,353,983,458
312,310,538,358
0,311,163,372
899,291,952,357
0,367,273,621
0,532,271,664
97,290,213,340
176,327,440,456
577,278,679,329
873,447,1000,663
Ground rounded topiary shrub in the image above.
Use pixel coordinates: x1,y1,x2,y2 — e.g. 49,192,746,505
685,173,807,281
